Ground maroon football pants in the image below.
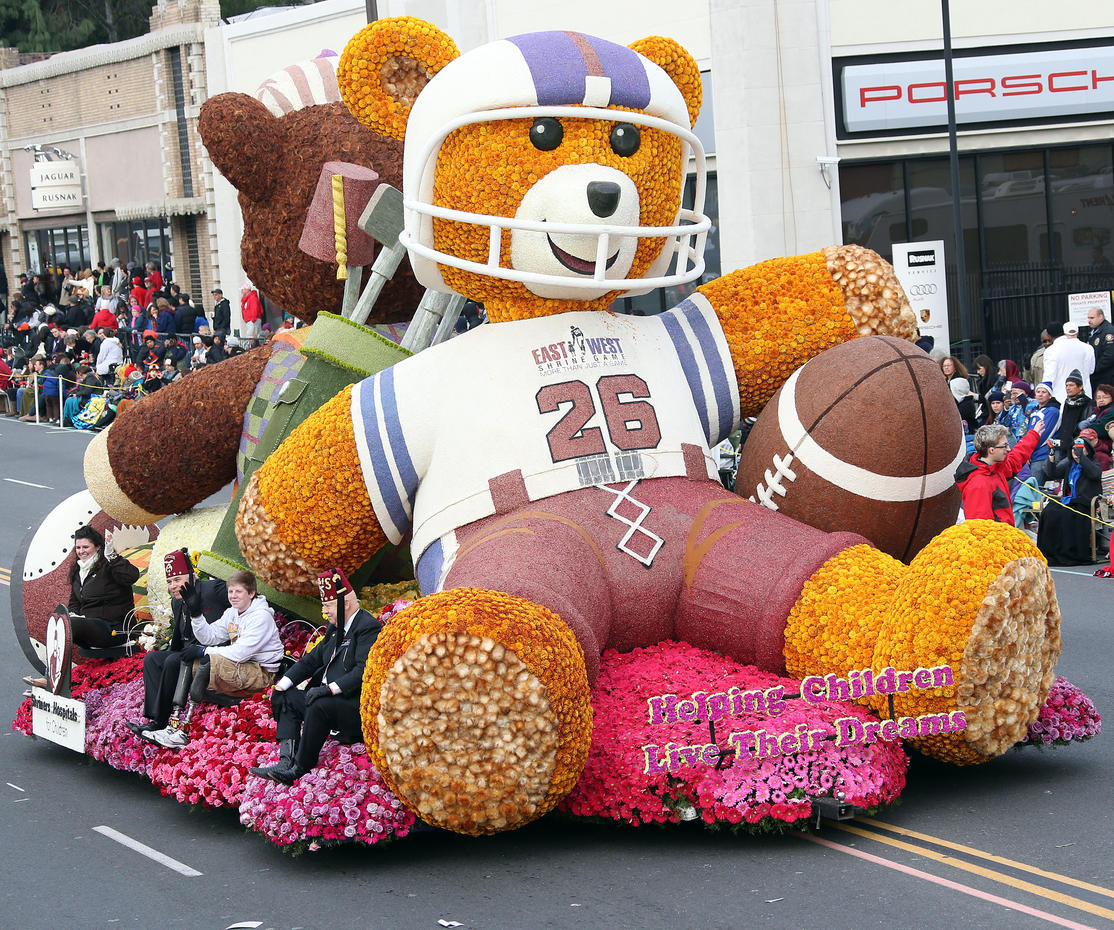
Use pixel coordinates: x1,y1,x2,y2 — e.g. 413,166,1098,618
441,476,868,684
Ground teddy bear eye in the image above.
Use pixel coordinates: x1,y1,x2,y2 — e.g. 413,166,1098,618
530,117,563,151
610,123,640,157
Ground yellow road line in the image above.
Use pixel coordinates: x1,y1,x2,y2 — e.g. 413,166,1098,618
803,834,1099,930
859,817,1114,900
832,822,1114,923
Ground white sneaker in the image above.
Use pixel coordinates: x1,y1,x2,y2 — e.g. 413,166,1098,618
151,727,189,749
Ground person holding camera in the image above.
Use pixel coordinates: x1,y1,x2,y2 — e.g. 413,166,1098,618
250,568,382,785
955,421,1045,525
1037,428,1108,565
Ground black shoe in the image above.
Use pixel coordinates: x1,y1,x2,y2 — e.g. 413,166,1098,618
125,719,158,737
249,760,306,785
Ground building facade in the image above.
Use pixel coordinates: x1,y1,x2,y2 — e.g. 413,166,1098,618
0,0,220,309
709,0,1114,363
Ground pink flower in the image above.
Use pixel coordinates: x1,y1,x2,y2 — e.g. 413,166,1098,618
1016,677,1101,750
559,642,907,834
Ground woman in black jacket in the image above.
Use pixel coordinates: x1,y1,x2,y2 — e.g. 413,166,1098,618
1037,430,1105,566
68,525,141,647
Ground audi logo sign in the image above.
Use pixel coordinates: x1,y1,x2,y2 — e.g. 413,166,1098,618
892,241,951,354
837,42,1114,137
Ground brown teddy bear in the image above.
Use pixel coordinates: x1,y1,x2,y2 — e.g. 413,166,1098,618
83,65,422,526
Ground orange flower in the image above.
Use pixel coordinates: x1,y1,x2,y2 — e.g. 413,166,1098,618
338,18,459,137
243,386,386,594
430,114,684,322
701,246,917,417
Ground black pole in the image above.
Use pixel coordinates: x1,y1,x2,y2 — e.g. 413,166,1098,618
365,0,377,24
941,0,971,362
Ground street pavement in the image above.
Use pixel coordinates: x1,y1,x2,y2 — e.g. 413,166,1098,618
1,418,1111,930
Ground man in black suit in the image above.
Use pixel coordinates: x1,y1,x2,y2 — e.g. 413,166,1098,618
125,550,230,738
250,568,382,784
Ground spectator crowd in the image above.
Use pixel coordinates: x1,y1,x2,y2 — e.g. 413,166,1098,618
1,258,287,429
943,307,1114,568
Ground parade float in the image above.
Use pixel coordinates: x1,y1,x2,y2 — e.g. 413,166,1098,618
12,19,1099,853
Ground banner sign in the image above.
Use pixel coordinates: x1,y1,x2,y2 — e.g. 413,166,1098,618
891,241,950,355
1068,290,1112,328
31,607,85,752
30,162,82,211
837,42,1114,137
30,688,86,753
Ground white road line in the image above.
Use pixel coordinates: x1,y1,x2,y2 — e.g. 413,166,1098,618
1050,568,1103,577
93,825,203,877
6,783,25,791
2,478,53,489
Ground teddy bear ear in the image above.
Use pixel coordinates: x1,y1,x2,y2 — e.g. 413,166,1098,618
199,93,283,201
629,36,702,128
338,17,460,141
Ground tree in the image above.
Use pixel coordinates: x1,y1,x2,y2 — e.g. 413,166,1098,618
0,0,289,53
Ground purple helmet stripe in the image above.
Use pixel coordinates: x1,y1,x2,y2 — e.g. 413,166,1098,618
507,31,651,110
507,32,586,106
582,33,651,109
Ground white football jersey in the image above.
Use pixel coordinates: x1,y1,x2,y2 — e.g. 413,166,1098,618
349,294,740,579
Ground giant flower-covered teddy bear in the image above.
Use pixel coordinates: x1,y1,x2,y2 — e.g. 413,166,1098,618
225,19,1062,836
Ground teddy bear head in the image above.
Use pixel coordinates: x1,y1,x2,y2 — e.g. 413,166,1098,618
338,20,710,322
199,56,422,325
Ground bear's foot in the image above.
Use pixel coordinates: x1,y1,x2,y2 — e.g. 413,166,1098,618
934,554,1061,760
877,525,1061,764
785,522,1061,765
362,588,593,835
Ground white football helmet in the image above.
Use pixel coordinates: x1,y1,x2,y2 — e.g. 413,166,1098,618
400,31,710,301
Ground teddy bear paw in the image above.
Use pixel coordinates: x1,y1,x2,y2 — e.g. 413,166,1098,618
235,471,321,597
362,588,593,834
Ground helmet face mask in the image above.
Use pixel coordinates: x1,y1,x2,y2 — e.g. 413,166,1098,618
402,106,710,303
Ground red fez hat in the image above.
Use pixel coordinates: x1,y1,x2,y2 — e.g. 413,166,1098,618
317,567,354,602
163,549,191,579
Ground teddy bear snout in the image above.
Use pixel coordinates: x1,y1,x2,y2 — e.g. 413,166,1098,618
587,181,621,218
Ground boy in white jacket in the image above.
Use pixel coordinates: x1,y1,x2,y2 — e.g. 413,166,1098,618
149,570,283,749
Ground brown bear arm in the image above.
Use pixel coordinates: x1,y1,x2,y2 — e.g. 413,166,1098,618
84,345,273,522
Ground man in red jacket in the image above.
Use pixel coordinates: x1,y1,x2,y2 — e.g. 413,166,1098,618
955,423,1043,524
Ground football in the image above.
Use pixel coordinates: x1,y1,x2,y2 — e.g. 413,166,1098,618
12,490,159,672
735,336,963,562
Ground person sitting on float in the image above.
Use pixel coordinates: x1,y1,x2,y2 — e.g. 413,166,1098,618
125,550,231,741
146,570,282,749
66,525,141,650
250,568,382,785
